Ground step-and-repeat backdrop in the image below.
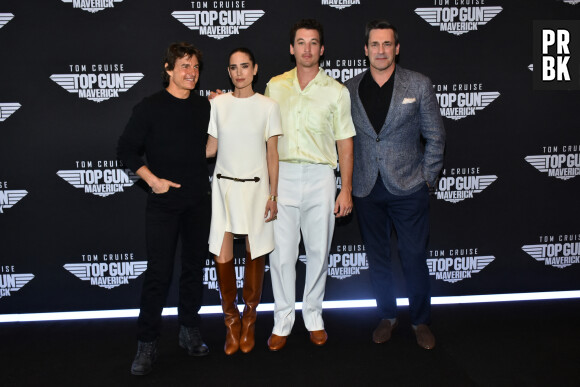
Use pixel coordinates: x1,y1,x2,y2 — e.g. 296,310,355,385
1,1,579,316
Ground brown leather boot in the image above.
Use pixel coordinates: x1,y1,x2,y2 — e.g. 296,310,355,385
215,259,241,355
239,252,265,353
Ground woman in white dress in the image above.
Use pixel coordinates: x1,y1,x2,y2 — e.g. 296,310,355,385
206,48,282,355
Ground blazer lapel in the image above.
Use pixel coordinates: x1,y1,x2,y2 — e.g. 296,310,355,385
352,72,379,138
381,67,410,135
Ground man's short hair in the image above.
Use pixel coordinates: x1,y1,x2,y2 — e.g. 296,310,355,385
365,20,399,47
289,18,324,46
162,42,203,86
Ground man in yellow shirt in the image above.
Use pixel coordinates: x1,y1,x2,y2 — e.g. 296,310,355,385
265,18,356,351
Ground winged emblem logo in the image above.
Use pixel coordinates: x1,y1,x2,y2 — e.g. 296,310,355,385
0,190,28,213
0,103,21,122
415,6,502,36
525,155,578,181
50,73,143,102
172,10,265,40
439,92,500,120
0,273,35,297
64,262,148,289
61,0,123,13
436,175,497,203
521,244,579,269
426,255,494,283
0,13,14,29
56,169,139,197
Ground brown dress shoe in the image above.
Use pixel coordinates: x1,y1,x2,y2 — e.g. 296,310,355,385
309,330,328,346
414,324,436,350
267,334,287,351
372,319,398,344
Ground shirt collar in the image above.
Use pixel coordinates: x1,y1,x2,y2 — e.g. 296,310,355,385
362,67,396,89
291,67,326,91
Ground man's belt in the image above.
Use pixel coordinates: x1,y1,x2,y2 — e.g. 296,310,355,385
216,173,260,183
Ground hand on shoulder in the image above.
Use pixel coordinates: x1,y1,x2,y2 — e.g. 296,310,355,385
207,89,225,101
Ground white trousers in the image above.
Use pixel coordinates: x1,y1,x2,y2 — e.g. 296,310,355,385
270,162,336,335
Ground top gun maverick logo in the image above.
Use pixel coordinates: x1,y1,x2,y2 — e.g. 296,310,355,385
0,181,28,214
172,1,264,40
323,58,367,84
64,253,147,289
321,0,360,10
57,160,139,197
525,145,580,181
435,167,497,203
0,13,13,29
0,103,21,122
434,83,500,120
427,248,494,283
299,244,369,280
522,234,580,269
415,2,502,36
0,265,35,299
51,64,143,103
203,257,270,291
61,0,123,13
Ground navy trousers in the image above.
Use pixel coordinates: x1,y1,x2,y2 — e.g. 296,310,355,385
137,186,210,342
353,178,431,325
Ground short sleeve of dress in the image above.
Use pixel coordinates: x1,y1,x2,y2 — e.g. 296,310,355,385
208,98,218,138
265,100,283,141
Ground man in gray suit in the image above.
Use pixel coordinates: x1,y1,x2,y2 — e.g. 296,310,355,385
345,20,445,349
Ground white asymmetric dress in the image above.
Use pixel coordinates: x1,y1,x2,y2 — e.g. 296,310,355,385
208,92,283,258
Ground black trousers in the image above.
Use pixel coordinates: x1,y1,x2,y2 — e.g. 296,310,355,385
137,186,210,342
353,179,431,326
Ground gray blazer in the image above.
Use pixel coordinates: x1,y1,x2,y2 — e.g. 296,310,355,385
345,67,445,197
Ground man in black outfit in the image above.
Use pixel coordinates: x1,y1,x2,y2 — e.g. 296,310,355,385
117,42,211,376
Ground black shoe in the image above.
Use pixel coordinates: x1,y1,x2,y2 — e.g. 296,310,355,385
179,325,210,356
131,340,157,376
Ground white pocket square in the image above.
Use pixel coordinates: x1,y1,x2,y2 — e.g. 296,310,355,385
402,98,416,104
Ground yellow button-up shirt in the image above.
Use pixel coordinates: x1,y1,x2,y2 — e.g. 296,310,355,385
265,67,355,169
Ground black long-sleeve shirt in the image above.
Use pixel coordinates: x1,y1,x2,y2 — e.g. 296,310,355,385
117,89,210,190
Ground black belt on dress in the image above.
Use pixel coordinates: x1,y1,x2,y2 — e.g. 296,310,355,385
216,173,260,182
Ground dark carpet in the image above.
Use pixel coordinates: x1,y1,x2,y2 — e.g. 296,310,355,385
2,299,580,387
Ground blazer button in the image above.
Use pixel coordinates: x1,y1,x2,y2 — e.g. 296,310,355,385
376,138,380,142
